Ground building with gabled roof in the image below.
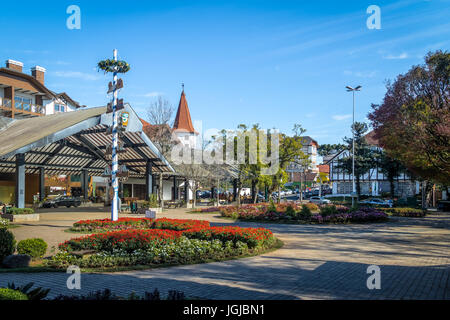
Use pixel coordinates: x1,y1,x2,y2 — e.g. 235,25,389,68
326,131,418,197
0,59,84,119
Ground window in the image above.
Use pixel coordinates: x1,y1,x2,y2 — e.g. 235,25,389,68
55,104,65,112
15,96,32,111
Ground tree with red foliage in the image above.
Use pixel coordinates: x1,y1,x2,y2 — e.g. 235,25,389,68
368,51,450,186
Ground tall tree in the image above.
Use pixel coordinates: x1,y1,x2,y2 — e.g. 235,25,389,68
318,144,345,157
377,151,406,198
336,122,377,200
144,95,177,207
368,51,450,185
145,95,175,157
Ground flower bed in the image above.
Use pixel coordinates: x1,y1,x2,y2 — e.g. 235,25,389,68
152,218,210,231
379,207,426,217
47,218,278,270
219,203,388,224
71,218,210,232
72,218,154,232
60,229,182,252
182,226,275,248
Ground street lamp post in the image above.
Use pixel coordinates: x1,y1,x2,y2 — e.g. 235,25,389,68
346,85,361,207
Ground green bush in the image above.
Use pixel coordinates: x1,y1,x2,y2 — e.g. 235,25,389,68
0,217,9,229
304,203,319,212
17,238,47,258
8,207,34,215
0,288,28,300
143,194,159,208
299,205,312,219
319,205,337,216
285,205,296,218
267,199,277,213
0,228,16,263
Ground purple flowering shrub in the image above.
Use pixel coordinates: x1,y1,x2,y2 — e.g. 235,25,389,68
219,203,388,224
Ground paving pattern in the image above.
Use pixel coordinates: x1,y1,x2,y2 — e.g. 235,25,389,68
1,207,449,299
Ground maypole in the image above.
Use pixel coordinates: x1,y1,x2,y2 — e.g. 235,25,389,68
111,49,119,221
97,49,130,221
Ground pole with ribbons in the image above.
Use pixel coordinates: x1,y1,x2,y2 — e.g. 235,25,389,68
97,49,130,221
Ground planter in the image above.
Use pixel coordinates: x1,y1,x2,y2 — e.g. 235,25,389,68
137,207,162,215
1,213,40,222
186,203,193,209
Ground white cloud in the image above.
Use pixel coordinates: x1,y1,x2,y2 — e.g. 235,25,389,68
142,92,164,97
332,114,352,121
343,70,377,78
383,52,408,60
53,71,100,81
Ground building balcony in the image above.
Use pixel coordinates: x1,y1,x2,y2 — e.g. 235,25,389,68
0,97,45,117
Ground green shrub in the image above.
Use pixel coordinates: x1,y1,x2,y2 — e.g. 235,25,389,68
143,194,159,208
0,217,9,229
267,199,277,213
0,288,28,300
8,207,34,215
319,205,337,216
299,205,312,219
304,203,319,212
17,238,47,258
285,205,296,218
7,282,50,300
0,228,16,263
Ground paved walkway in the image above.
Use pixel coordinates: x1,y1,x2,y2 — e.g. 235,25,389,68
1,207,449,299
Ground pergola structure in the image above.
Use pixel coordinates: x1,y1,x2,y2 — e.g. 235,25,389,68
0,105,175,208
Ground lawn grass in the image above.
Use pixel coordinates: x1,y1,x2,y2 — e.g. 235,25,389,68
0,238,284,274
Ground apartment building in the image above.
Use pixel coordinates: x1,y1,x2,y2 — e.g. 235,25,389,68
286,136,319,187
0,59,86,204
0,59,83,119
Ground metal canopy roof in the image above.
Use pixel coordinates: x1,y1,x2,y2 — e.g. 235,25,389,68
0,105,175,177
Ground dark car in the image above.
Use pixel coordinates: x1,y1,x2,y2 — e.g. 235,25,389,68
42,196,81,208
437,201,450,212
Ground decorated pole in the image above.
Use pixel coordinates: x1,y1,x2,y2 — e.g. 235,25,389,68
111,49,119,221
97,50,130,221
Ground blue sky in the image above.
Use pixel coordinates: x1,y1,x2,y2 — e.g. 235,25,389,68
1,0,449,144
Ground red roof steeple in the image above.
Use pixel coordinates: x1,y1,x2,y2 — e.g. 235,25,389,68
173,88,197,134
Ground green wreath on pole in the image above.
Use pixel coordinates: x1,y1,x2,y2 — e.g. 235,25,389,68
97,59,130,74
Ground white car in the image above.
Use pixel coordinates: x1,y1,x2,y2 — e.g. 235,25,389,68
309,196,331,205
359,198,393,207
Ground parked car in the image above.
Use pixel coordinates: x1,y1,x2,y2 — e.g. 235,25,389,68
42,196,81,208
359,198,393,208
437,201,450,212
309,196,331,205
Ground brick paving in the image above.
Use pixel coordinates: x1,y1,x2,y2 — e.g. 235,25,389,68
1,207,449,299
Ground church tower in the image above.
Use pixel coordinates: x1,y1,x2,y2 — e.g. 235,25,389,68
173,85,198,148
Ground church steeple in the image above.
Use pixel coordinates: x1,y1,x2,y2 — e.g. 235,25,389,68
173,86,197,134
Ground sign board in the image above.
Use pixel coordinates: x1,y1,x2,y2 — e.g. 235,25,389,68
145,210,156,219
121,112,129,128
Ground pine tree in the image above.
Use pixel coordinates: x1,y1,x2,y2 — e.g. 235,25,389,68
336,122,378,200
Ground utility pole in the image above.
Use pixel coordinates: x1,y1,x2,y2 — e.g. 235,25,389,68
346,85,361,207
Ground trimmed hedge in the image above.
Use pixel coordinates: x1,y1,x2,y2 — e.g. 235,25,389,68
8,207,34,215
0,288,29,300
0,228,16,263
17,238,48,258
